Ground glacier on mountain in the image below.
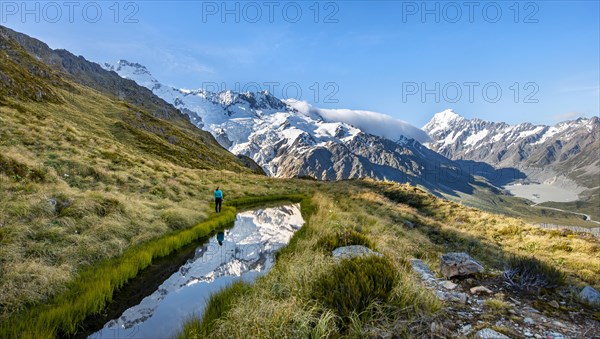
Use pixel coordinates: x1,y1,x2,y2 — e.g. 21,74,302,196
102,60,437,180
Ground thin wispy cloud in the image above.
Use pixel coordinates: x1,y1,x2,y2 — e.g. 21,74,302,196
156,49,215,75
186,30,290,65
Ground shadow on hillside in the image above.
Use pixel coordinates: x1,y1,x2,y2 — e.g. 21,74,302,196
356,180,531,271
410,159,528,198
366,161,478,198
455,160,527,187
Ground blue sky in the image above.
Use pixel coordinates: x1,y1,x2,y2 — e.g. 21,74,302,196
3,1,599,127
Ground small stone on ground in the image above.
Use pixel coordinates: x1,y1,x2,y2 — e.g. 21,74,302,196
470,285,493,294
440,252,484,278
331,245,382,260
410,259,435,281
441,280,458,290
475,328,510,339
579,285,600,306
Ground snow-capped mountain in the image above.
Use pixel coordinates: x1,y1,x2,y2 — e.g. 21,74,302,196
423,109,600,189
103,60,475,195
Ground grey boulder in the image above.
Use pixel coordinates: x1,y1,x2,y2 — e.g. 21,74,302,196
579,285,600,306
440,252,484,278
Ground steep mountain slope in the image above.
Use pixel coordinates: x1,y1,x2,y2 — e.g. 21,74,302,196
0,26,180,122
103,61,477,196
423,109,600,190
0,26,287,320
0,25,261,174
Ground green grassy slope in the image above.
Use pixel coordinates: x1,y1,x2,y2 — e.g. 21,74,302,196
1,25,188,123
0,29,309,322
180,181,599,338
1,26,598,338
1,195,306,338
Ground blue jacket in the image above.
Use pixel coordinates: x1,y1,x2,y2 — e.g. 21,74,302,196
214,190,223,199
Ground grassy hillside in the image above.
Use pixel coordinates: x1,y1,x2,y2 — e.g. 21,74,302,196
2,87,598,335
0,30,309,323
0,86,313,319
1,26,598,338
0,25,190,124
180,180,599,337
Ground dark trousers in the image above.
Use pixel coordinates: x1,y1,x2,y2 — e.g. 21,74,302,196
215,198,222,213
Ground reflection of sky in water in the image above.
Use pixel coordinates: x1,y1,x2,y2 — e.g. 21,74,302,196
89,204,304,339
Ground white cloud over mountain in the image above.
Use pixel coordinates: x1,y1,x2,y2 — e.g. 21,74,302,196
285,99,431,143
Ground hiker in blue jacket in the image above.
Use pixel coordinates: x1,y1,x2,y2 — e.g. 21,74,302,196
214,187,223,213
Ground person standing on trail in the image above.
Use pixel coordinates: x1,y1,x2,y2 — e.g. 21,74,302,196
214,187,223,213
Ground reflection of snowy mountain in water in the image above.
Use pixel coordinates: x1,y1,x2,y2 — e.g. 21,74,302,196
90,204,304,339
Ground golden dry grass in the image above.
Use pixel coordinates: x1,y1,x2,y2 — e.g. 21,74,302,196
0,86,315,322
1,80,598,338
180,181,599,338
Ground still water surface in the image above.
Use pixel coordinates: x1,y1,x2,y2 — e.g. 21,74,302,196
89,204,304,339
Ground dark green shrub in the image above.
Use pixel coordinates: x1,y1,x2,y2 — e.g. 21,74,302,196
503,255,564,291
312,256,397,322
316,229,373,252
28,166,47,182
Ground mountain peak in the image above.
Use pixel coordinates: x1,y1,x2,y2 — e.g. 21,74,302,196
119,59,146,68
101,60,158,88
114,60,151,74
433,109,462,122
423,109,463,133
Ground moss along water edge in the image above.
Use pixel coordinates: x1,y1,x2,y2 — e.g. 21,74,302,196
0,195,306,338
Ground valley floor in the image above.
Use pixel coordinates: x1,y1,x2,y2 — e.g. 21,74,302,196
503,183,582,205
452,185,600,229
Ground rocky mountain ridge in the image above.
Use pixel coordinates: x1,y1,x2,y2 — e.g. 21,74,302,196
0,25,260,173
103,60,479,196
423,109,600,190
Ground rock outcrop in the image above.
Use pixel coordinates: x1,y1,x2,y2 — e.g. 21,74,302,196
409,258,599,338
